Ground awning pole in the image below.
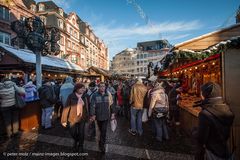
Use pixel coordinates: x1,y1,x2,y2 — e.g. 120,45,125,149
36,51,42,88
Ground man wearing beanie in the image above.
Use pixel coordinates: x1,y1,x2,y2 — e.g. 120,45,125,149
195,82,234,160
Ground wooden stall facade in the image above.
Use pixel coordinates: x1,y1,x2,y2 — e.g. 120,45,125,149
158,23,240,158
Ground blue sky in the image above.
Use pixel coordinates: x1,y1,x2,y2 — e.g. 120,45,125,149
36,0,239,60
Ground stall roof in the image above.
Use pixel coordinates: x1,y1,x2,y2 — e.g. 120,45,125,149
88,66,111,77
0,44,84,72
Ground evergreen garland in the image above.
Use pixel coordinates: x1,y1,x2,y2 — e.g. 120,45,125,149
160,36,240,71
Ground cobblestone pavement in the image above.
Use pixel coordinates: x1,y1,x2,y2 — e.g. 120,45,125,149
0,116,196,160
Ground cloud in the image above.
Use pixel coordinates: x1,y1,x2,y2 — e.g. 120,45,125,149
92,20,202,59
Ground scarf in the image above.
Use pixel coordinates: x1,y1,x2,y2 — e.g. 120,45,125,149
75,93,84,117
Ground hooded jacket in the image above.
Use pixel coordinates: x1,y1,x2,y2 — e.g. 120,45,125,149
60,76,74,107
0,80,25,108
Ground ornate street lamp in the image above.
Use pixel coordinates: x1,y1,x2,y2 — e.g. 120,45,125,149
11,16,60,88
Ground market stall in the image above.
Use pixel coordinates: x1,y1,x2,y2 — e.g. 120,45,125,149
0,43,85,131
157,36,240,158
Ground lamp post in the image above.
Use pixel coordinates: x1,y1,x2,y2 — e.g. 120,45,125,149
11,16,60,88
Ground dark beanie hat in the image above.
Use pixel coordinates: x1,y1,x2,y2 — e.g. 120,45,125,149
201,82,222,98
89,81,96,87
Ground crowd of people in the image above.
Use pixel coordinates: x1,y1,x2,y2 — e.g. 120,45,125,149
0,76,235,159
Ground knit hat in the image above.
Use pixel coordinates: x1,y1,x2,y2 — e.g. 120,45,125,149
89,81,96,87
201,82,222,98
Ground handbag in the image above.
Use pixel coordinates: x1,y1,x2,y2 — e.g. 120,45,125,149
152,93,169,118
142,108,148,122
15,91,26,108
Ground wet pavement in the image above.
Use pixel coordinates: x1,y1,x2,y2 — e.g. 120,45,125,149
0,116,196,160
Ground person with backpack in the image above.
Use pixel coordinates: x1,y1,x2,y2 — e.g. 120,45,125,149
0,78,25,139
38,80,56,129
59,76,74,108
148,82,169,142
194,82,234,160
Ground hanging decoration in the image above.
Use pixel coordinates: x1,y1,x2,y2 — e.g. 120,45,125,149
160,36,240,71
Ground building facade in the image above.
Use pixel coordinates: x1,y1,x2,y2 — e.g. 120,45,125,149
111,48,137,77
0,0,36,46
0,0,109,70
111,40,171,78
79,21,109,69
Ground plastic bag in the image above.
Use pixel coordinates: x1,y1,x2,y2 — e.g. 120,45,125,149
142,108,148,122
110,119,117,132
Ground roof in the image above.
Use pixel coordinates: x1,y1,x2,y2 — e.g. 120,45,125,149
174,23,240,49
0,44,84,72
88,66,111,77
22,0,36,9
37,1,59,10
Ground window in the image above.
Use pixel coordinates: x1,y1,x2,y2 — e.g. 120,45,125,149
67,40,71,48
38,4,45,11
74,31,77,38
31,5,36,12
0,6,10,21
60,36,64,45
40,16,46,25
71,54,77,64
69,27,73,35
72,42,75,50
59,9,63,16
0,31,10,45
58,19,63,29
60,51,64,58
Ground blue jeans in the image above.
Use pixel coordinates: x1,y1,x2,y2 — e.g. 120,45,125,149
130,107,143,135
41,107,54,129
153,117,169,141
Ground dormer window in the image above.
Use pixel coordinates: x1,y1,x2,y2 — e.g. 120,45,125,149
59,8,63,16
31,5,36,12
39,4,45,11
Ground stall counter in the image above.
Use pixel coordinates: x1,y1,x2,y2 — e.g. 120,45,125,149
20,98,41,132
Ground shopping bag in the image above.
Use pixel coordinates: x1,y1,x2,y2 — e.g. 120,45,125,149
142,108,148,122
110,119,117,132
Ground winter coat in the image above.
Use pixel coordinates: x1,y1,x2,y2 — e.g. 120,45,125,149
59,77,74,107
117,88,123,106
61,93,88,126
148,87,169,117
38,85,56,108
130,81,147,109
0,80,25,108
195,97,234,159
23,81,37,100
90,91,114,121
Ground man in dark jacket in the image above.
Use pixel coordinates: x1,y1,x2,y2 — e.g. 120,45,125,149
90,82,115,153
86,81,98,139
195,82,234,160
168,82,181,125
38,80,56,129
